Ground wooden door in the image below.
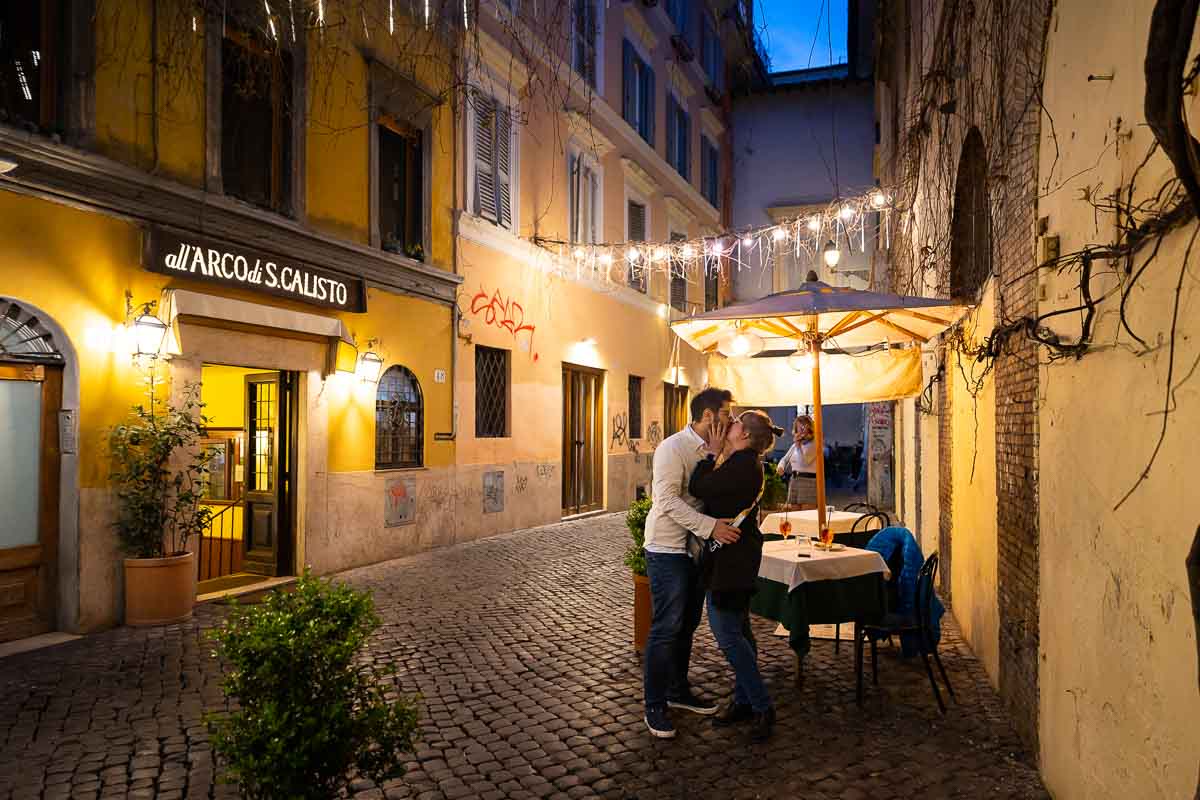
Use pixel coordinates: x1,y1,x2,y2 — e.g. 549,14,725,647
562,364,604,517
242,372,296,577
0,364,61,643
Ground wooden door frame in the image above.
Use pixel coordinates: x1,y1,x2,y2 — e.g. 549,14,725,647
562,363,605,517
0,363,62,641
241,371,298,577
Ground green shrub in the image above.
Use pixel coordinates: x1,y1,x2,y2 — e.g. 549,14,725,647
207,571,420,800
761,461,787,510
108,381,212,558
624,497,652,576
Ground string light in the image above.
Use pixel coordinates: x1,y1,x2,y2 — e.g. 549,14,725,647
599,253,614,265
806,216,821,232
839,205,856,221
626,247,641,262
741,236,755,247
709,239,724,256
871,191,888,208
680,244,696,259
652,246,669,261
573,247,585,259
772,227,788,241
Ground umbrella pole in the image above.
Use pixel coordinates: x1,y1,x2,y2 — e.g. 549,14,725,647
810,339,828,538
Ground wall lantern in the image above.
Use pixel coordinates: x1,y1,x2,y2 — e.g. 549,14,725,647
126,292,167,359
822,239,842,268
358,349,384,383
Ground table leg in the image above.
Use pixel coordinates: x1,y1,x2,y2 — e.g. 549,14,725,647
795,652,805,686
854,620,864,705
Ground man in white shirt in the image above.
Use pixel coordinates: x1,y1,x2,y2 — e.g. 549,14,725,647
643,387,743,739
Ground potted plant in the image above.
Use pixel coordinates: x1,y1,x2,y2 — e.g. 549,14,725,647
207,571,420,799
625,497,652,653
109,379,212,626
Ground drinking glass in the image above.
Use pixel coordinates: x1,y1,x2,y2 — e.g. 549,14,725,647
819,505,835,548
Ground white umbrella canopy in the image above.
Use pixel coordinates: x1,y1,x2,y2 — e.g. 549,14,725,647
671,271,970,538
672,274,968,355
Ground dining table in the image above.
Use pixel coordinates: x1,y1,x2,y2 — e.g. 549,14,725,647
750,537,891,702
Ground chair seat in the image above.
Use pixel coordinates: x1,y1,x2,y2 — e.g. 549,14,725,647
865,612,918,632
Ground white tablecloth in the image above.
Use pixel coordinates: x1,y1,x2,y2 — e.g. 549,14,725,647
757,539,891,592
760,510,875,537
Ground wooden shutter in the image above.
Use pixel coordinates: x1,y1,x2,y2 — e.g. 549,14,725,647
622,40,636,125
641,64,655,145
473,92,497,221
495,103,513,228
679,108,689,179
628,201,646,241
665,94,677,172
569,152,580,243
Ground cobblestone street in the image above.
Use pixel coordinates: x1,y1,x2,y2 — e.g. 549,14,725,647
0,515,1048,799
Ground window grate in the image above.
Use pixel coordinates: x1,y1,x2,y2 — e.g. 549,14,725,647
628,375,643,439
475,346,509,438
376,365,424,469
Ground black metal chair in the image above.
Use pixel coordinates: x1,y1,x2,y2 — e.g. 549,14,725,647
856,551,956,713
831,513,890,652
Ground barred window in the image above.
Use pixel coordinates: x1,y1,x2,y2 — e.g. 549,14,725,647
628,375,643,439
375,365,423,469
664,383,689,437
475,345,509,438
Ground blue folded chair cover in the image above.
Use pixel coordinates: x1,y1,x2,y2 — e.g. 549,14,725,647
866,526,944,656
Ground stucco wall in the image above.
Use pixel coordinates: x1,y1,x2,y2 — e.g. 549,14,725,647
949,284,1000,685
1036,1,1200,796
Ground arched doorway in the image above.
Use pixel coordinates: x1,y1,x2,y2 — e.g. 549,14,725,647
950,128,991,300
0,299,66,642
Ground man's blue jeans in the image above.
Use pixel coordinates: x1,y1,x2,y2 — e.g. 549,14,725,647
706,593,773,713
643,551,705,710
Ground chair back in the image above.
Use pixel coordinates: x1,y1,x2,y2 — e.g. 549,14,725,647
915,552,940,647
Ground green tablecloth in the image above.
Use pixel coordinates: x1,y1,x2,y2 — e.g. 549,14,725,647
750,571,887,657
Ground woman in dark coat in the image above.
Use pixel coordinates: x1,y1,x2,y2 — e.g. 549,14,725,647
689,409,783,742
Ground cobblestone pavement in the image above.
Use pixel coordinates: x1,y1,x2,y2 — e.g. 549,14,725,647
0,515,1048,799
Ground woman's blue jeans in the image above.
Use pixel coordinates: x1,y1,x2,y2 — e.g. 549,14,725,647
706,593,773,713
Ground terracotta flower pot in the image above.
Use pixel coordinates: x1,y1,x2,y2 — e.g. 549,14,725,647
633,573,652,653
124,552,196,626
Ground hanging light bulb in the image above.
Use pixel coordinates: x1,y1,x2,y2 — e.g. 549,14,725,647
822,240,841,268
772,227,787,242
741,235,755,247
787,349,815,372
839,205,856,222
599,252,614,265
717,328,765,358
626,246,641,262
573,247,585,259
652,246,669,261
871,191,888,208
680,244,696,259
709,239,724,256
806,216,821,232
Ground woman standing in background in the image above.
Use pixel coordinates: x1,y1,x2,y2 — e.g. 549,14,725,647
777,415,818,509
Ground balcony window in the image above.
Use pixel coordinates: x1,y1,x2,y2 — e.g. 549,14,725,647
622,40,655,146
666,94,690,180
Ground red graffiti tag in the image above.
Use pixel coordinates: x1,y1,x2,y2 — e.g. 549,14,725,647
470,288,537,358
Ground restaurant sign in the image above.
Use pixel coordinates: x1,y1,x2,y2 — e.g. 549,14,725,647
143,227,367,312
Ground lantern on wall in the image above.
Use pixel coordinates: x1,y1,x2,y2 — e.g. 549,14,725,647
357,350,384,383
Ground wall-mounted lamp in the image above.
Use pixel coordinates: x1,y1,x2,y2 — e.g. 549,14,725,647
357,339,384,382
126,292,167,359
580,337,598,347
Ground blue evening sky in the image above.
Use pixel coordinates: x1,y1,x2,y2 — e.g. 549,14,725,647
756,0,848,73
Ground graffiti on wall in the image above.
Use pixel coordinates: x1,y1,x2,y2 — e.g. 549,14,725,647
610,412,640,454
647,421,663,448
470,287,538,361
483,470,505,513
384,476,416,527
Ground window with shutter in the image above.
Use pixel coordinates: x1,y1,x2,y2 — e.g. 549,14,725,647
573,0,598,88
623,40,654,145
701,136,719,209
670,231,687,312
627,199,647,292
628,376,643,439
472,90,515,230
569,153,599,244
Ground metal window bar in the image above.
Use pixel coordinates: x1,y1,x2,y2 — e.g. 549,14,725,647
376,366,424,468
476,345,509,438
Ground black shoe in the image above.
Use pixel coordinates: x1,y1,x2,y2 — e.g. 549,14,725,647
748,708,776,743
644,706,677,739
666,689,718,716
712,701,754,727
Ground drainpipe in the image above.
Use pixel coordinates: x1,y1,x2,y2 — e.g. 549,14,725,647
446,58,462,442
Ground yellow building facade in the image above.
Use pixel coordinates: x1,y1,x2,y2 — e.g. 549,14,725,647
0,0,754,638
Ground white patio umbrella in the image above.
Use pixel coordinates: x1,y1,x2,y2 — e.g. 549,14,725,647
672,271,970,534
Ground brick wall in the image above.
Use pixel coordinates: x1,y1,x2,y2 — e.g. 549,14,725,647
937,355,953,600
990,1,1049,754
